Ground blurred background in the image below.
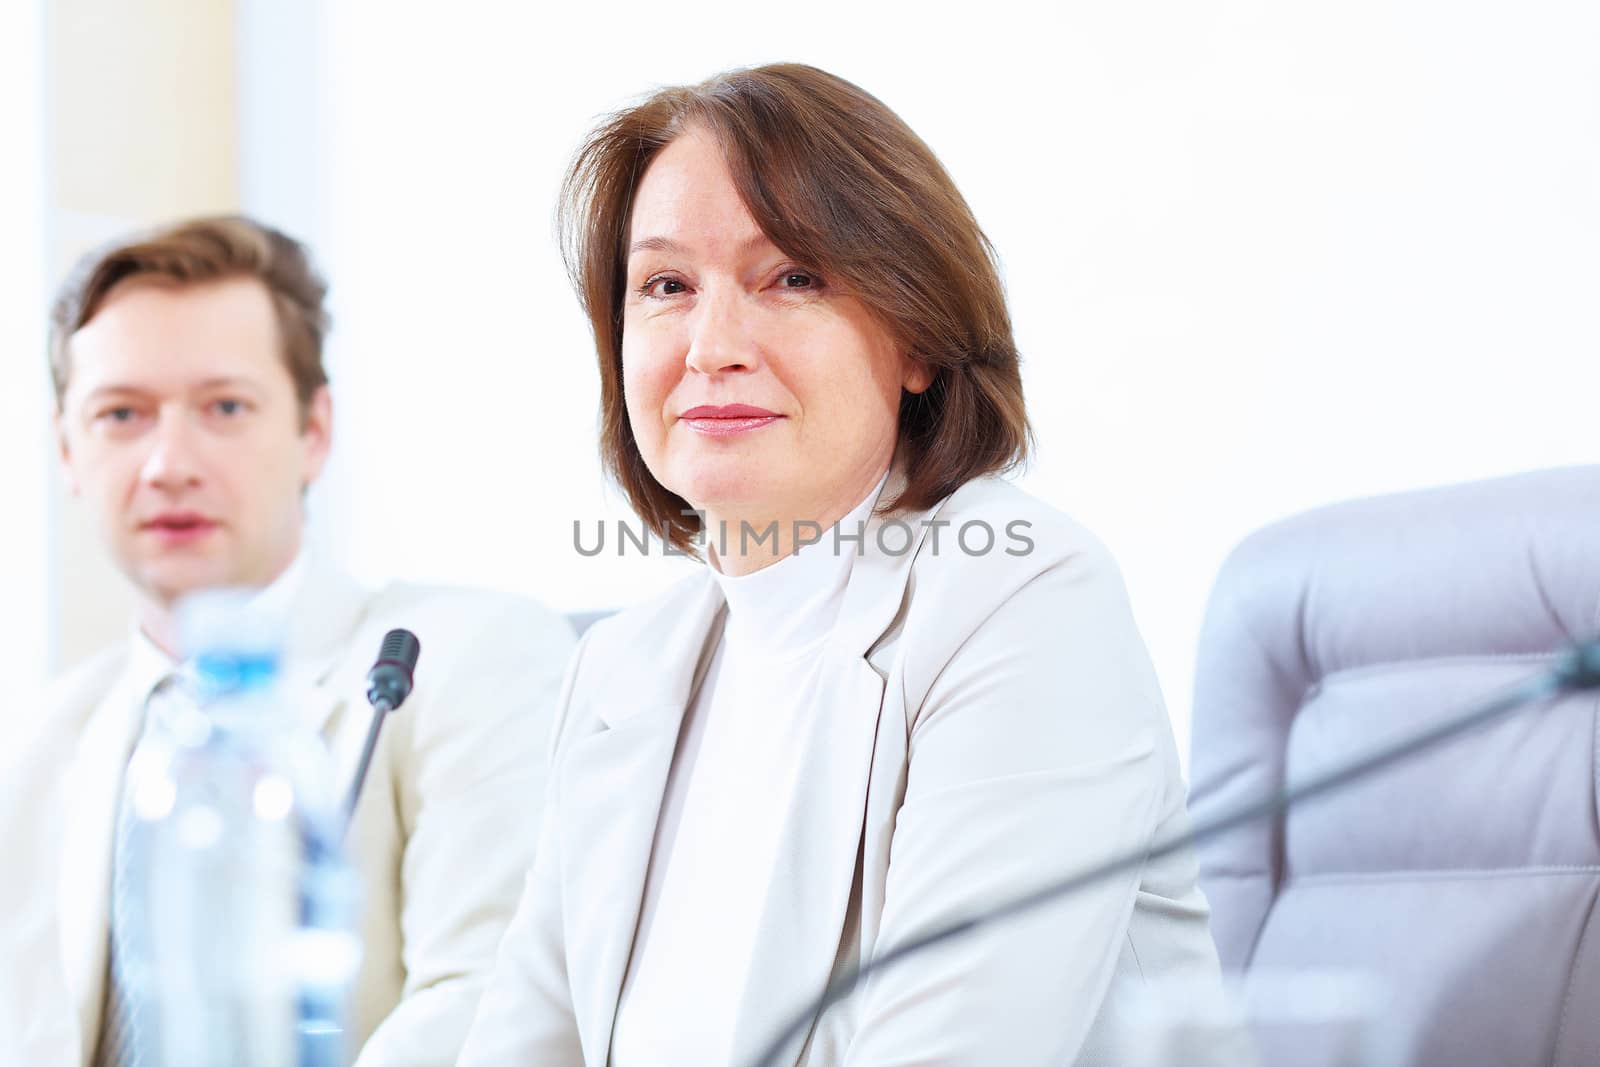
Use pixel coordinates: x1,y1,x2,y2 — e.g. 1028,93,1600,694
4,1,1597,760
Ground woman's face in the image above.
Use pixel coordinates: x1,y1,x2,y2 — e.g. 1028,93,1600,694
621,127,931,538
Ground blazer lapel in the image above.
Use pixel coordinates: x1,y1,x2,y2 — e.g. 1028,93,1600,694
283,663,360,810
727,653,888,1067
58,667,145,1064
281,559,373,740
728,471,949,1067
562,577,726,1066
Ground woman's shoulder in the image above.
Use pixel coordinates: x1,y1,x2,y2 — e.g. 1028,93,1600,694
575,569,717,663
906,474,1125,601
542,569,719,756
891,476,1153,707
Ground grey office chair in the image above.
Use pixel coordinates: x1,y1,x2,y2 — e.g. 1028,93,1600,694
1189,466,1600,1066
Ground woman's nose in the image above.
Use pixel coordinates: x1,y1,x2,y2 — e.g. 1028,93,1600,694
683,291,758,376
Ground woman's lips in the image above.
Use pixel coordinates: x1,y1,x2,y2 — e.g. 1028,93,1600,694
679,404,783,437
683,415,781,436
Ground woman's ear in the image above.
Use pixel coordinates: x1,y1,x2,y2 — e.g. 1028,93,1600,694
901,354,934,395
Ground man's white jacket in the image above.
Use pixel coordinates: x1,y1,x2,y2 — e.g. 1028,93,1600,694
0,558,575,1065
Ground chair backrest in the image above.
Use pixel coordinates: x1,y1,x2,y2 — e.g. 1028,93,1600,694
1189,466,1600,1067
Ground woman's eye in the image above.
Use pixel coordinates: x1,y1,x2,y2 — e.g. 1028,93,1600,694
779,271,819,290
214,399,244,416
639,275,688,298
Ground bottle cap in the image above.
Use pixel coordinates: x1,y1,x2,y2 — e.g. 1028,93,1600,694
177,587,285,694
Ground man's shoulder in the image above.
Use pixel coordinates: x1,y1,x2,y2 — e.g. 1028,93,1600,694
42,644,129,720
354,579,577,671
304,579,576,754
363,579,569,628
7,645,130,779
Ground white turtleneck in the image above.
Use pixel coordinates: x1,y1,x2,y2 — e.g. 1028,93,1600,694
609,475,887,1067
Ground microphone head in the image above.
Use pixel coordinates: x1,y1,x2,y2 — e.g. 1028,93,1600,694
367,629,421,712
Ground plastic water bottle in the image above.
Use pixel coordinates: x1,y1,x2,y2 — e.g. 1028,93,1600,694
116,590,361,1065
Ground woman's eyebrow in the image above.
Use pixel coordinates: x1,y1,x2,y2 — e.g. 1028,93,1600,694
628,235,685,257
627,233,773,259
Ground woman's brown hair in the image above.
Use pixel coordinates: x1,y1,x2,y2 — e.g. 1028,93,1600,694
561,63,1031,550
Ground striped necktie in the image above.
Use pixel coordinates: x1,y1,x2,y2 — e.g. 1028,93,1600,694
92,673,184,1067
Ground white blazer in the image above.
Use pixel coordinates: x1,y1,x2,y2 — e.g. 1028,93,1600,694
0,559,575,1066
459,474,1229,1066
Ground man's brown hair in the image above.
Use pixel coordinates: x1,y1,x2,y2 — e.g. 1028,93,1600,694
560,63,1032,551
49,214,330,419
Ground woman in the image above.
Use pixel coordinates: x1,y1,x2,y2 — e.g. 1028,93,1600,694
460,64,1228,1066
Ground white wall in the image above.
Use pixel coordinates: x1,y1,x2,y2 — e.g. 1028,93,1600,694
236,0,342,564
0,0,51,706
269,1,1600,758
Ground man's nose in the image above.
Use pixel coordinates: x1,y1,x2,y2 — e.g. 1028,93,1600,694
683,290,759,376
139,408,204,492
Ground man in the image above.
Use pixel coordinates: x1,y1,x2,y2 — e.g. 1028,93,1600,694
0,216,574,1065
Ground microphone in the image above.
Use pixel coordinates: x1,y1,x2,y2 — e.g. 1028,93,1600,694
341,629,422,831
745,637,1600,1067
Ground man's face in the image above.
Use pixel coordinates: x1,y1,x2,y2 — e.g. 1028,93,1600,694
57,277,331,607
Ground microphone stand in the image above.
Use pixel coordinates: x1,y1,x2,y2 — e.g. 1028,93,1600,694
746,640,1600,1067
341,695,396,830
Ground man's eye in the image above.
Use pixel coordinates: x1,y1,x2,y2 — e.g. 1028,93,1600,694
213,399,244,416
99,407,137,423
